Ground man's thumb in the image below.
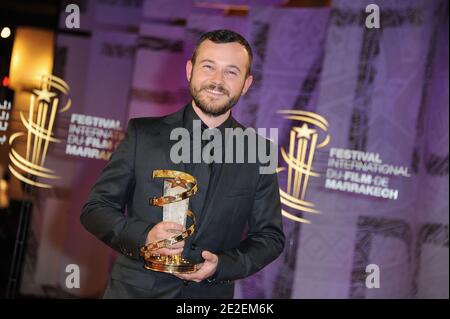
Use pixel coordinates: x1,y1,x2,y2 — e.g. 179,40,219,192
202,250,216,261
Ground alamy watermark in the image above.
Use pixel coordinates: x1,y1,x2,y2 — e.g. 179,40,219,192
170,120,278,174
365,264,380,288
65,264,80,289
365,4,380,29
65,4,80,29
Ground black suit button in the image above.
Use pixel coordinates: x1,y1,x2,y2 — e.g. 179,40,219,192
183,280,188,286
190,244,197,250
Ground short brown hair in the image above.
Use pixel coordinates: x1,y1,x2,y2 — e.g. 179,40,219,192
191,29,253,76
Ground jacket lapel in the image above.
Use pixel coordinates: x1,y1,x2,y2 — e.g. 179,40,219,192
159,106,187,173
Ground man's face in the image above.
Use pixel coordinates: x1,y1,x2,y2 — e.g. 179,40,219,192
186,40,253,117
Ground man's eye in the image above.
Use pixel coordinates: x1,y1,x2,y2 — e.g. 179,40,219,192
203,65,213,69
226,71,237,76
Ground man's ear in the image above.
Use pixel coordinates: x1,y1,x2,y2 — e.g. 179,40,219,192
186,60,193,82
241,75,254,96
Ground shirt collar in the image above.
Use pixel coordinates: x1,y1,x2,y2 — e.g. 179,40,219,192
183,102,232,136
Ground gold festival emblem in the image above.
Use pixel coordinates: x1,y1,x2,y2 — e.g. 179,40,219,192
140,170,200,274
277,110,330,224
9,75,71,188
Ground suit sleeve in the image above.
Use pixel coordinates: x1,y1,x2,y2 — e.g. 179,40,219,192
80,119,154,260
214,170,285,281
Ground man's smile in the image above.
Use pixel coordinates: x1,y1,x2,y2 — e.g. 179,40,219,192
203,88,227,97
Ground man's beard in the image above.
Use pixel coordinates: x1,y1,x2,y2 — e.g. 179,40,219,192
189,82,242,117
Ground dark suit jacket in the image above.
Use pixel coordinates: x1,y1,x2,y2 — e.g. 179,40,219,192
80,105,285,299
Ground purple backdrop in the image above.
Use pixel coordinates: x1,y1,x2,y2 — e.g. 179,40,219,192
17,0,448,298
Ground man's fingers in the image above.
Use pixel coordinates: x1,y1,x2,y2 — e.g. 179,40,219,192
174,263,206,281
177,273,199,281
153,223,186,242
170,253,218,283
170,241,185,249
195,263,204,270
157,247,183,256
152,224,186,246
160,222,185,232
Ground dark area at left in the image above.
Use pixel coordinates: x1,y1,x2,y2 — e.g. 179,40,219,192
0,0,62,298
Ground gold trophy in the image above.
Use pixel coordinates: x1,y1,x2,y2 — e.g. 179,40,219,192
140,169,199,274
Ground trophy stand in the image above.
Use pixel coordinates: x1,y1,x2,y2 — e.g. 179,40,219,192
140,170,199,274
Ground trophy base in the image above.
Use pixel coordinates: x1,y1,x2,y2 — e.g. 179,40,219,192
144,255,198,274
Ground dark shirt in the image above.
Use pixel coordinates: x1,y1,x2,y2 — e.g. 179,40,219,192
182,103,232,229
183,102,232,156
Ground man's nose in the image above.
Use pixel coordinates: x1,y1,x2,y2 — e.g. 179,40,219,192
210,69,225,85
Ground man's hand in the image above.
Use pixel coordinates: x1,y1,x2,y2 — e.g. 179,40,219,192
146,222,185,256
176,251,218,283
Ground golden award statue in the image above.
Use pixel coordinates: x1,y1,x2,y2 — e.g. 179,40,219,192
140,170,199,274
